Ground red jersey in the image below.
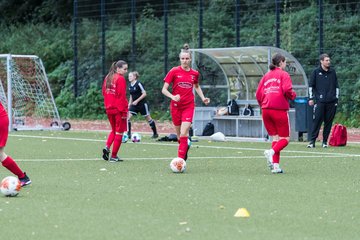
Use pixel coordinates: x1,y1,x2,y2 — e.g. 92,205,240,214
164,66,199,109
256,67,296,110
102,73,128,113
0,102,7,117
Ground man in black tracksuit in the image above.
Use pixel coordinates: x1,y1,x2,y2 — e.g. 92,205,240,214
307,53,339,148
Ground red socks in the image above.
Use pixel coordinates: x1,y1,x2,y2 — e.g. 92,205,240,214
178,136,188,160
2,156,25,178
272,141,280,164
106,131,115,148
273,139,289,153
271,139,289,164
111,134,122,158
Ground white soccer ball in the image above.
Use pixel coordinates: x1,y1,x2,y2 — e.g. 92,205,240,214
131,132,141,142
122,133,129,143
0,176,21,197
170,157,187,173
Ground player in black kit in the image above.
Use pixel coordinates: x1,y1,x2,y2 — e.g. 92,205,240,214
128,71,158,139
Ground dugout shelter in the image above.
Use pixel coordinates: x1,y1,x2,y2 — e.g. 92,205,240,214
191,46,309,140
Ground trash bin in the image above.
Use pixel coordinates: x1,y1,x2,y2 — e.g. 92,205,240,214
294,97,308,132
294,97,313,141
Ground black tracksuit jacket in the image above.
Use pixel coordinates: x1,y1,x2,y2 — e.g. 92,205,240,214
308,66,339,103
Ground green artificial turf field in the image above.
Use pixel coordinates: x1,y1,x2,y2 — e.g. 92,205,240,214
1,131,359,240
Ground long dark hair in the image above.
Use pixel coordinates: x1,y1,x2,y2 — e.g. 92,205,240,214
105,60,127,88
269,53,285,70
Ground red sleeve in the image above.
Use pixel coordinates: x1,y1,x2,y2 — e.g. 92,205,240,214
255,77,264,106
164,67,176,84
285,89,297,100
115,75,126,98
118,74,129,112
282,73,296,100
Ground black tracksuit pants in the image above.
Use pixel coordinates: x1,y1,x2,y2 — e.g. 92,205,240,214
310,102,337,144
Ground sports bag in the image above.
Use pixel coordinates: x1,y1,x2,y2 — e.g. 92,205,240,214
157,133,178,142
243,104,254,116
329,123,347,146
227,99,239,115
202,122,215,136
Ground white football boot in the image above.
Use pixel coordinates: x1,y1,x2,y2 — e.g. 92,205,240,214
264,149,275,170
271,163,283,174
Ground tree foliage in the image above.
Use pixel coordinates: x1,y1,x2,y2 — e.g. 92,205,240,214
0,0,359,126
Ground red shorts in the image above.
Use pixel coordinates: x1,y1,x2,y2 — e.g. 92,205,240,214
107,111,128,133
262,109,290,137
0,115,9,147
170,105,194,126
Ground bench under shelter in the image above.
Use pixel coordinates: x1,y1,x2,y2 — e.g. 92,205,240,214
190,46,309,141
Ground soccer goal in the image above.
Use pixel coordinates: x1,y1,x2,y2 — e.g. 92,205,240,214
0,54,70,131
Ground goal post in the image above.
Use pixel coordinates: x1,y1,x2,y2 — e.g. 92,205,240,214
0,54,70,131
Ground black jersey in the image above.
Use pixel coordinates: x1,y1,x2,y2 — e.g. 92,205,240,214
129,81,146,105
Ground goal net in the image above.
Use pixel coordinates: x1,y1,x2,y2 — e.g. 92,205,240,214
0,54,67,131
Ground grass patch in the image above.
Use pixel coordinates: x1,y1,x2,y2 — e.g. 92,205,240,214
1,131,359,240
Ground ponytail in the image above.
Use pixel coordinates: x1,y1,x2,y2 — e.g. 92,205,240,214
105,60,127,88
269,63,276,70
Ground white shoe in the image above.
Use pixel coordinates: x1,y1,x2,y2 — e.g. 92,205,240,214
109,156,123,162
307,143,315,148
322,143,328,148
264,149,274,170
271,163,283,174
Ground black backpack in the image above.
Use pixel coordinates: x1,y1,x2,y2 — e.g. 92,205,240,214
243,105,254,116
157,133,178,142
227,99,239,115
202,122,215,136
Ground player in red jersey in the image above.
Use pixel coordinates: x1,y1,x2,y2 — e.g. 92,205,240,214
102,60,129,162
256,53,297,173
162,44,210,161
0,102,31,186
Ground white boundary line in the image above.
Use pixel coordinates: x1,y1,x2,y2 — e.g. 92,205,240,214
15,154,354,162
44,129,360,145
9,134,360,160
